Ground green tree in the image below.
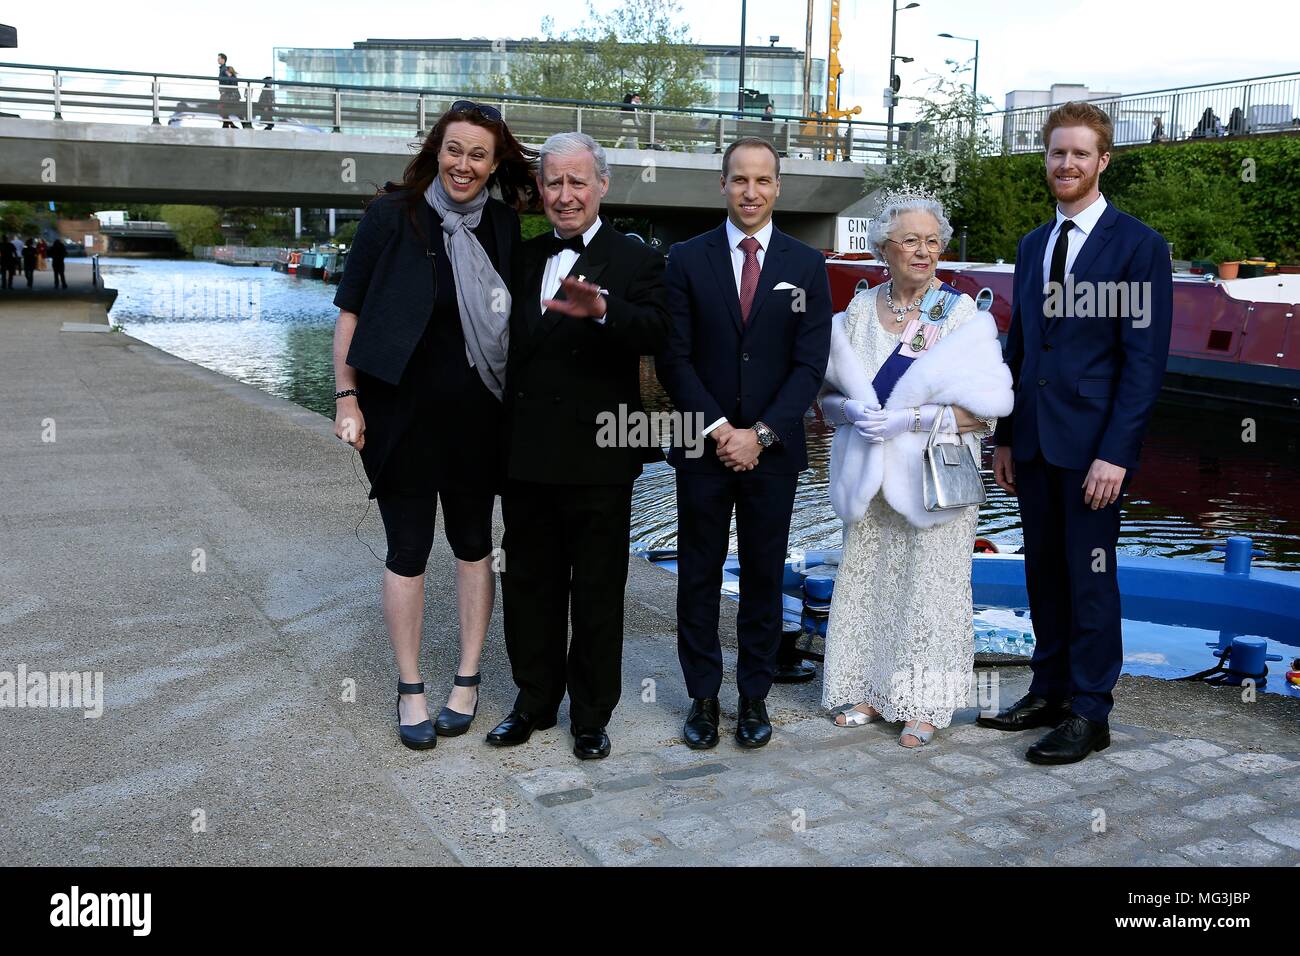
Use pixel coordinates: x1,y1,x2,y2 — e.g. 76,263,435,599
501,0,709,108
161,205,223,254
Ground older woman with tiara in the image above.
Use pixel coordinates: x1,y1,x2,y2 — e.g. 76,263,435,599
818,190,1013,748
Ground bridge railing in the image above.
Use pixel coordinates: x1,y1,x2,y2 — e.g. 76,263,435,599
915,71,1300,157
0,61,891,164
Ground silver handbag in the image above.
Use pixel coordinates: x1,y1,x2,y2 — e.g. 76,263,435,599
922,406,987,512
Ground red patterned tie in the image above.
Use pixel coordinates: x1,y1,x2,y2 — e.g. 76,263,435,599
738,235,761,325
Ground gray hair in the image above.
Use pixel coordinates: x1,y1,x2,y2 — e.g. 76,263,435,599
538,131,610,181
866,194,954,259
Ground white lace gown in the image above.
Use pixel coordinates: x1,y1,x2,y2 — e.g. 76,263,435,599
820,290,989,728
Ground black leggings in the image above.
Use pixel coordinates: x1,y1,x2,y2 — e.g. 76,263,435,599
376,489,495,575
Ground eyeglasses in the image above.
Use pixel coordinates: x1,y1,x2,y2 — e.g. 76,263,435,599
886,236,944,254
450,99,503,123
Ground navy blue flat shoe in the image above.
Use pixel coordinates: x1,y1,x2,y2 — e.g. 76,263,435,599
397,680,436,750
434,672,480,737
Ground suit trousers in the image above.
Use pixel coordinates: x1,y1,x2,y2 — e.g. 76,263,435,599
501,479,633,728
675,467,799,701
1016,452,1130,723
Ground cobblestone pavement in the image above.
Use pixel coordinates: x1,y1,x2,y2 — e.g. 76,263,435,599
488,711,1300,866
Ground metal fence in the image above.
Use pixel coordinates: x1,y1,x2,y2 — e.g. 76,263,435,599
927,71,1300,155
0,61,891,163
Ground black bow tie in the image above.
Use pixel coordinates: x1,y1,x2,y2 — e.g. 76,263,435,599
544,233,585,258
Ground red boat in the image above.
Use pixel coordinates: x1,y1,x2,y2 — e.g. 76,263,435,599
824,256,1300,410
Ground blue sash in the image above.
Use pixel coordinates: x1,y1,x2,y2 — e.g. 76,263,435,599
870,283,960,404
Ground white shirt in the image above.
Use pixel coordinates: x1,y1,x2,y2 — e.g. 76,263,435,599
704,218,775,437
541,217,604,323
1042,193,1107,289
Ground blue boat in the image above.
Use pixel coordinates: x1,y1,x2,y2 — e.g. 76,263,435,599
642,535,1300,695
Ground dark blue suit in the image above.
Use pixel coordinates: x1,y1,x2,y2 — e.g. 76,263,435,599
655,222,831,700
994,201,1172,722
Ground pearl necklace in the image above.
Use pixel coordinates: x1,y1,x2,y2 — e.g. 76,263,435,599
885,279,933,321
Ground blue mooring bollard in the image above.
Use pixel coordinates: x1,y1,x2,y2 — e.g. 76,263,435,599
1215,636,1285,686
1213,535,1266,575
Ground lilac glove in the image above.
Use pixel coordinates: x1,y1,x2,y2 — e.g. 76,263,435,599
856,404,955,443
855,407,912,443
843,399,874,424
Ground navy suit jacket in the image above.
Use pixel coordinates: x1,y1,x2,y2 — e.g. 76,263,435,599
655,222,832,474
993,202,1173,471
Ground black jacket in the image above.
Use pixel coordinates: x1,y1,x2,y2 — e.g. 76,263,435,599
505,220,672,485
334,188,519,385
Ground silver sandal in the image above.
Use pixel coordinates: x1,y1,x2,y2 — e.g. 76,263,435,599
899,720,935,748
835,704,883,728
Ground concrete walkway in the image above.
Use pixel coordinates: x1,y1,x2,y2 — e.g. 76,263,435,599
1,299,1297,866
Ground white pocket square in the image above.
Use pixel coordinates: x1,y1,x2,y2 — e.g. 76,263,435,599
773,281,799,290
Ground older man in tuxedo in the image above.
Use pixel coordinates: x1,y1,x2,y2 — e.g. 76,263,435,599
487,132,672,759
656,137,832,750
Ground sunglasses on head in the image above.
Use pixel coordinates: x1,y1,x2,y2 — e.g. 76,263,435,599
450,99,503,123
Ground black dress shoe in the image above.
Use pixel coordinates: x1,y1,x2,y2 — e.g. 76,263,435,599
772,629,817,684
571,725,611,760
975,693,1070,732
435,672,481,737
1026,715,1111,765
735,696,772,749
485,709,557,747
772,658,817,683
683,697,720,750
396,680,436,751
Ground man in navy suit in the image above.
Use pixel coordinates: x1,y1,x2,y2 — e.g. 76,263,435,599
656,137,832,750
981,102,1173,764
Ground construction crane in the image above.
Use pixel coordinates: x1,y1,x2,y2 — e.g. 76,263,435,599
804,0,862,160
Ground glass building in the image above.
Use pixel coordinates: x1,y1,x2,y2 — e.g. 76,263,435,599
274,37,826,114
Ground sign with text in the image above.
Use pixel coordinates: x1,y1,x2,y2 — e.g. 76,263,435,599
836,216,873,254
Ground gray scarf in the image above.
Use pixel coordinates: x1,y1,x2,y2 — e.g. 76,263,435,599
423,176,511,401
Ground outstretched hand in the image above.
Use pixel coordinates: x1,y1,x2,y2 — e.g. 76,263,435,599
543,276,607,318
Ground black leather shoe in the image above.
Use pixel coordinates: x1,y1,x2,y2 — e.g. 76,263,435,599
571,725,611,760
772,629,817,683
1026,715,1111,765
397,680,436,751
772,658,817,683
683,697,720,750
485,709,557,747
434,672,480,737
735,696,772,749
975,693,1070,732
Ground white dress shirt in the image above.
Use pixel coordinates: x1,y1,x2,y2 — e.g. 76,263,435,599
541,217,604,323
704,218,775,437
1042,193,1108,289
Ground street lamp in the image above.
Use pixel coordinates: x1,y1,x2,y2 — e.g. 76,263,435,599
937,32,980,102
886,1,919,164
738,0,748,113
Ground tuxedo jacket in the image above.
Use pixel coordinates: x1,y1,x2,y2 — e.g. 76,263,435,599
993,202,1173,471
655,221,832,474
504,219,672,486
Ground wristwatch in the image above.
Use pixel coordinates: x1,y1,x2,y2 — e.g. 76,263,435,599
753,421,778,448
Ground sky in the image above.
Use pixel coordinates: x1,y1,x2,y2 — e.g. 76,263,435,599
2,0,1296,121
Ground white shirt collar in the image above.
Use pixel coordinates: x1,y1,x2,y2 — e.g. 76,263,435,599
1055,193,1107,236
553,217,603,248
725,217,773,252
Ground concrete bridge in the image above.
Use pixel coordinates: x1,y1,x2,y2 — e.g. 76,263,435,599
0,117,869,246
